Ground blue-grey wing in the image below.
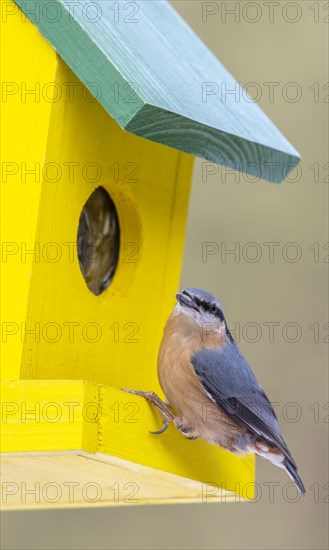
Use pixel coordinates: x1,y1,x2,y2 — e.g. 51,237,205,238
191,339,295,465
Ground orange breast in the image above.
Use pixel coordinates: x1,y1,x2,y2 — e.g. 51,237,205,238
157,310,244,450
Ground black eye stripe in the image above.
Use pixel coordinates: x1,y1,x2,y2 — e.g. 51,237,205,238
189,295,224,319
202,301,218,314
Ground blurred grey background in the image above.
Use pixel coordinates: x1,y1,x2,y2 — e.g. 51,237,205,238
2,1,328,549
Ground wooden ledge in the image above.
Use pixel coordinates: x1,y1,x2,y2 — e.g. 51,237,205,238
0,450,243,510
1,380,255,504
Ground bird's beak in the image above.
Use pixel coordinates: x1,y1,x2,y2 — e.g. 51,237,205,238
176,291,199,312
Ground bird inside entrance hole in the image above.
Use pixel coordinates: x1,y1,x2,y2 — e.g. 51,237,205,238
123,287,305,495
77,187,120,296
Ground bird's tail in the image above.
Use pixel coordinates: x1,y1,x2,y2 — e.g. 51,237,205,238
284,459,305,495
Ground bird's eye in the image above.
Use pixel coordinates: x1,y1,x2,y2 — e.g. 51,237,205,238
210,304,217,314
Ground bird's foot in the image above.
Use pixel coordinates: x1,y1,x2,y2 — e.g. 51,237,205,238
174,418,199,440
121,388,176,435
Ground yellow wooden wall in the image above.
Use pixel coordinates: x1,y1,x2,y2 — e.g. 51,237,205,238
1,4,194,391
19,58,193,391
1,2,58,379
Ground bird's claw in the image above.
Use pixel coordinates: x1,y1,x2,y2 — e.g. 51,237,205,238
121,388,175,434
121,388,142,396
149,422,170,435
174,418,198,440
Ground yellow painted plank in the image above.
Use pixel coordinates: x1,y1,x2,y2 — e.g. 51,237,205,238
81,379,99,454
17,58,193,391
0,451,242,510
0,380,255,499
0,380,85,452
0,0,59,380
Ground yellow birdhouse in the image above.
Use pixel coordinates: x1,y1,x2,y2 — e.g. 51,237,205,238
1,0,300,509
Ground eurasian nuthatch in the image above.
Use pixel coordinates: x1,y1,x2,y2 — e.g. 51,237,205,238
123,287,305,495
78,187,120,296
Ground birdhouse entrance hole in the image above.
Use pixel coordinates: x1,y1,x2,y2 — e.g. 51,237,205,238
77,187,120,296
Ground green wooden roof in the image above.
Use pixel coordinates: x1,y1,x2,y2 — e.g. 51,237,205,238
15,0,300,183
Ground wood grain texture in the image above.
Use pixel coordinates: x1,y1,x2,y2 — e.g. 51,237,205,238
1,380,255,500
0,451,244,509
14,0,300,182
